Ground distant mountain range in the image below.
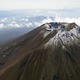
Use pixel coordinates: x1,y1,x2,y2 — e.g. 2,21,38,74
0,22,80,80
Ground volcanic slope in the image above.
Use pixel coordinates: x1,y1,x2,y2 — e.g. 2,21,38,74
0,22,80,80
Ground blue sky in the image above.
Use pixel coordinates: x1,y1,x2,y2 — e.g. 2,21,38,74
0,0,80,10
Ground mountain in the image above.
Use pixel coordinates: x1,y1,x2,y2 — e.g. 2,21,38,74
0,22,80,80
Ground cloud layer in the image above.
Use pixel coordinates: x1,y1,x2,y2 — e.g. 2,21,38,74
54,16,80,26
0,10,80,30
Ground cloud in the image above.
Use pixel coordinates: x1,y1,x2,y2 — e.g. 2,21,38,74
33,15,80,27
0,23,4,29
20,18,29,22
34,22,42,27
25,23,33,27
8,21,21,28
54,16,80,26
0,12,80,30
42,17,53,23
0,18,7,22
8,23,21,28
33,17,53,27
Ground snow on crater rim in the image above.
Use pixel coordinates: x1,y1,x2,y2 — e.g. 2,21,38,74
44,22,80,47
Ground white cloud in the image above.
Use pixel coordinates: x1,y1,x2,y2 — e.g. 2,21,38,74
0,23,4,29
33,17,53,27
25,23,33,27
8,23,21,28
33,15,80,27
42,17,53,24
0,18,7,22
8,21,21,28
34,22,42,27
54,16,80,26
20,18,29,22
11,21,17,24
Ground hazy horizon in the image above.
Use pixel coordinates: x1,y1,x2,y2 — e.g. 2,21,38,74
0,0,79,10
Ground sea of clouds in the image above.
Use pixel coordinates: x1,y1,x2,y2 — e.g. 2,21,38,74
0,9,80,30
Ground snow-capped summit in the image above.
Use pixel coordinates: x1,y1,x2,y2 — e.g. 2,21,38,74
44,22,80,47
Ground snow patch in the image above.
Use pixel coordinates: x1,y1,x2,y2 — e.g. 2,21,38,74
43,31,51,38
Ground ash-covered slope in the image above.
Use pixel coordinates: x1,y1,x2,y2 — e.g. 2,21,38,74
0,22,80,80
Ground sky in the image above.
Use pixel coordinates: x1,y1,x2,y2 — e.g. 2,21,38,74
0,0,80,10
0,0,80,27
